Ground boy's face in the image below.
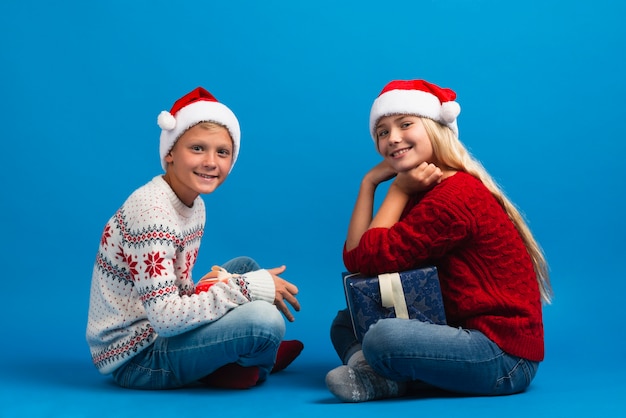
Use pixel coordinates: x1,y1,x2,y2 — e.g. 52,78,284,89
164,123,234,206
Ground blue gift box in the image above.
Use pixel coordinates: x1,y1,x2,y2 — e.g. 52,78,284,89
343,266,447,342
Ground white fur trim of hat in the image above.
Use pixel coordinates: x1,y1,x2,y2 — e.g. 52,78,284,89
369,79,461,140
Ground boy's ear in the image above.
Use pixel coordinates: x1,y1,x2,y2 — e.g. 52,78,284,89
164,152,174,165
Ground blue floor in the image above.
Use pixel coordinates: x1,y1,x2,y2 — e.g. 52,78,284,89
2,294,624,418
1,257,625,417
1,348,624,417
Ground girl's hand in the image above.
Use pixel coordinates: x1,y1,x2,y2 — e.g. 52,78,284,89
364,160,397,187
394,162,443,195
267,265,300,322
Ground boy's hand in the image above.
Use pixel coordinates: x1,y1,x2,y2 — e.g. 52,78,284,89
267,265,300,322
393,162,442,195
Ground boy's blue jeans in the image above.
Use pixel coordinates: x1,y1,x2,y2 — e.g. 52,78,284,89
112,257,284,389
330,309,539,396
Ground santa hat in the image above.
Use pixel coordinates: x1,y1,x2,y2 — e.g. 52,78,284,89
157,87,240,172
369,79,461,140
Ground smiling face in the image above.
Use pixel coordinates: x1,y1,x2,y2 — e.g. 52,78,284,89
374,115,435,173
163,122,234,206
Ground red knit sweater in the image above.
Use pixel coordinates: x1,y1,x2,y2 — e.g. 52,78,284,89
343,172,544,361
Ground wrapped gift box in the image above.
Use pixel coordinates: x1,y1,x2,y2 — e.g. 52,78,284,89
343,266,447,342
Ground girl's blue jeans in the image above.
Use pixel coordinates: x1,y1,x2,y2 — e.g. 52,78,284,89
330,309,539,396
112,257,284,390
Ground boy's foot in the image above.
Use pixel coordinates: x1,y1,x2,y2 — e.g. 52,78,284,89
201,363,260,389
271,340,304,373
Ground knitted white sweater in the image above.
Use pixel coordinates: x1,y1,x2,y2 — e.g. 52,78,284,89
86,176,275,374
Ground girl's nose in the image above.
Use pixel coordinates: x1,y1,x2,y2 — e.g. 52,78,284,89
388,129,402,144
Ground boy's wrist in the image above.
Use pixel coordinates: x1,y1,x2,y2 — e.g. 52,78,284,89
241,269,276,304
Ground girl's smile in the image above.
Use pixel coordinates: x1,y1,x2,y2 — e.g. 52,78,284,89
389,146,412,158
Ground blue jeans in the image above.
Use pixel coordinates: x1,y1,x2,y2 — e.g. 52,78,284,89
112,257,284,389
330,309,539,396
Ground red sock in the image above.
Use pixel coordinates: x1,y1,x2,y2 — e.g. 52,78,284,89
271,340,304,374
200,363,260,389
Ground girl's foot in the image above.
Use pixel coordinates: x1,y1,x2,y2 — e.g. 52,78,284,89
325,363,406,402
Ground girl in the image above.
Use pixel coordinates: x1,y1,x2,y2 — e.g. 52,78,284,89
326,79,551,402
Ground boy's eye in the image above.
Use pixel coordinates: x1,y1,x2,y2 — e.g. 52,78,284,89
377,129,388,138
191,145,203,152
218,148,231,156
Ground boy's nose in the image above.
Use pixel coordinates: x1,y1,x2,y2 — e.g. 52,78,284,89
203,155,217,168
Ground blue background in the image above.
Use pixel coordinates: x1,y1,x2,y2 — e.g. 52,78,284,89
1,0,624,416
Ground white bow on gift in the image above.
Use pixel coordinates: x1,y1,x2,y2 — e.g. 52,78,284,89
378,273,409,319
196,266,240,291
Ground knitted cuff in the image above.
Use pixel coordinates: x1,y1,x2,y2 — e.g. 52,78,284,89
241,269,275,304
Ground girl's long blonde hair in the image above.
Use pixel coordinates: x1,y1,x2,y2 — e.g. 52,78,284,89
421,117,553,304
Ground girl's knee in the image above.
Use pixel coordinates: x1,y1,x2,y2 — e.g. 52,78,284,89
363,318,400,344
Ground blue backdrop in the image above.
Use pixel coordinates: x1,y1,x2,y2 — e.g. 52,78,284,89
1,0,624,416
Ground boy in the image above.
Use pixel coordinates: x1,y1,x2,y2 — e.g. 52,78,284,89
86,87,302,390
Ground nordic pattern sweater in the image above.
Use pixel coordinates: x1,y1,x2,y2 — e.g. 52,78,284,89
86,176,275,374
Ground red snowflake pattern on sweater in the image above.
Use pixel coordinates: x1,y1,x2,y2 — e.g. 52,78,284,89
124,252,139,277
100,224,112,247
144,251,166,278
87,176,276,375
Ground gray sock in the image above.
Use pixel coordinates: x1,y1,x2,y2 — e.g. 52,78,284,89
347,350,366,368
325,363,406,403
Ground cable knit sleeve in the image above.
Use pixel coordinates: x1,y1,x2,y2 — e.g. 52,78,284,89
343,174,473,276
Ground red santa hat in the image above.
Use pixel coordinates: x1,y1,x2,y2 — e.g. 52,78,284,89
369,79,461,140
157,87,240,172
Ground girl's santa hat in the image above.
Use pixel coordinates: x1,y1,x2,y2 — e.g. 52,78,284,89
369,79,461,140
157,87,240,172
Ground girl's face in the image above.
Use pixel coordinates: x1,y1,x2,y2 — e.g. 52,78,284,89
163,123,233,206
375,115,434,173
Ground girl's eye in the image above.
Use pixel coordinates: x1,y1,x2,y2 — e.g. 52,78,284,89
218,149,231,156
191,145,203,152
401,122,412,128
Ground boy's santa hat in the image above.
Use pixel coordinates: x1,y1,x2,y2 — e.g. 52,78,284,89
369,79,461,140
158,87,240,172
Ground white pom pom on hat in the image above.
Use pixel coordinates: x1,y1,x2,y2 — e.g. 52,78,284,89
440,101,461,124
158,87,240,172
157,110,177,131
369,79,461,141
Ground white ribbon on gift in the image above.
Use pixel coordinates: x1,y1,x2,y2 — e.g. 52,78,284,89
197,265,240,286
378,273,409,319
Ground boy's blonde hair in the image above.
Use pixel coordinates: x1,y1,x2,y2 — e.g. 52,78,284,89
420,117,553,304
